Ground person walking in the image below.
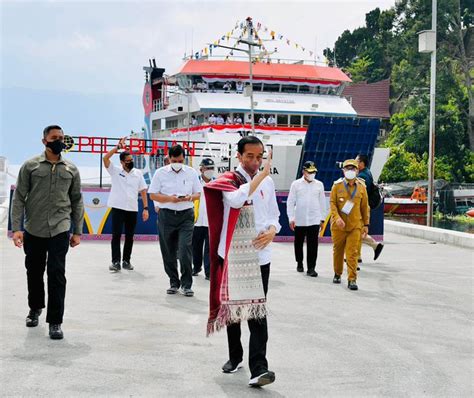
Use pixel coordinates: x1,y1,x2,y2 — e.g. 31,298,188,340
330,159,369,291
204,136,280,387
148,145,201,297
287,161,326,277
103,137,149,272
355,154,384,262
11,125,84,339
192,158,215,280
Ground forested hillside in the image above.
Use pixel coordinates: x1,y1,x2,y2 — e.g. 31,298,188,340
324,0,473,182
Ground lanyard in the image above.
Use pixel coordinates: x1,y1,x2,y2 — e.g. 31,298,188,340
343,181,357,200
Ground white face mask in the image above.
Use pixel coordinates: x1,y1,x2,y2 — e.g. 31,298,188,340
203,170,214,179
171,163,183,172
305,173,315,182
344,169,357,180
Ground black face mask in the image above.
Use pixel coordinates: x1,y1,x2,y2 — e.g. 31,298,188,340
46,139,65,155
124,161,134,171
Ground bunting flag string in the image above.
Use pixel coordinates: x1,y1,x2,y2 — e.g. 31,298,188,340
192,18,320,63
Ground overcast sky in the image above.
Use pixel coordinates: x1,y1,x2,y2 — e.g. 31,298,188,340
1,0,395,96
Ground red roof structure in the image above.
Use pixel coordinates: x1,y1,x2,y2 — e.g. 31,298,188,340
177,60,352,83
342,79,391,118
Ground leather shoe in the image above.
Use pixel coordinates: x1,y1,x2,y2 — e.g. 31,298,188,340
26,309,42,327
49,324,64,340
296,263,304,272
333,274,341,284
306,269,318,277
374,243,384,261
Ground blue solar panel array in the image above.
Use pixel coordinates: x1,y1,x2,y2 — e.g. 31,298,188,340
298,117,380,190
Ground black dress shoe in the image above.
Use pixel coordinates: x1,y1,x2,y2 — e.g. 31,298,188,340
306,269,318,277
296,263,304,272
348,280,358,291
26,309,42,327
192,269,201,276
109,261,121,271
374,243,384,261
333,274,341,284
49,324,64,340
122,260,134,270
222,359,243,373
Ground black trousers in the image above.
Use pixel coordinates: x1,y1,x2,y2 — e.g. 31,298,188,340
192,226,210,277
157,208,194,289
227,263,270,378
23,231,69,324
111,208,138,263
294,224,320,270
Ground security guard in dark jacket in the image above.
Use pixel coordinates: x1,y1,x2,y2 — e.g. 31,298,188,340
329,159,369,290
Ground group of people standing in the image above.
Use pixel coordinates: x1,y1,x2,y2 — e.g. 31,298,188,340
10,125,383,388
287,156,384,291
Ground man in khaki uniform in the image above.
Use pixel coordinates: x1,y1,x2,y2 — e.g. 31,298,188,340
330,159,369,291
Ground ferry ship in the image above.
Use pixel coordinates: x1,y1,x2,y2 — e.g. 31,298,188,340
141,57,359,189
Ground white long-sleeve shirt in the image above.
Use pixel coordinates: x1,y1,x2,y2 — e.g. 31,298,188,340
218,165,281,265
287,177,326,226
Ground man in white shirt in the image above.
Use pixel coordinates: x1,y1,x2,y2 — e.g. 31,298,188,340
287,161,326,277
208,114,217,124
148,145,201,297
267,115,276,126
204,136,280,387
103,137,149,272
192,158,215,279
216,114,225,125
258,116,267,126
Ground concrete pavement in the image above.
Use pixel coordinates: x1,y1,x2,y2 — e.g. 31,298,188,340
1,222,473,397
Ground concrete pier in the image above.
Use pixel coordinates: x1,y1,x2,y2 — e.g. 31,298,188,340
1,220,472,397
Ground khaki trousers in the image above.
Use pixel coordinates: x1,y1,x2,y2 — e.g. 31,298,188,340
331,228,361,281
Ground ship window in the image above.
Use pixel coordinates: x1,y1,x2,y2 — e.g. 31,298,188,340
166,119,178,129
277,114,288,126
262,83,280,92
303,115,311,126
290,115,302,127
319,86,329,95
299,85,312,93
252,83,263,91
281,84,297,93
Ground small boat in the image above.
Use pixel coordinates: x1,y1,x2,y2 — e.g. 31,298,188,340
466,208,474,218
384,197,427,215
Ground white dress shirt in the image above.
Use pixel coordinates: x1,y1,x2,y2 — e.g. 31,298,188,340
287,177,326,226
195,175,213,227
218,165,281,265
148,165,201,211
106,163,147,212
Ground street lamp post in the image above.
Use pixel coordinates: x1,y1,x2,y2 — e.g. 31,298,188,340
418,0,437,227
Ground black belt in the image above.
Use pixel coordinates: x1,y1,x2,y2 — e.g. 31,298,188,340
161,208,193,214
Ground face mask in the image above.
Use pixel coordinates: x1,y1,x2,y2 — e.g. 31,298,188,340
305,173,315,182
344,169,357,180
171,163,183,172
124,161,134,171
203,170,214,179
46,139,65,155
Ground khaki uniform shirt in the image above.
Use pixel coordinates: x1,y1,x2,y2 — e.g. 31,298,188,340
330,177,369,231
11,152,84,237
